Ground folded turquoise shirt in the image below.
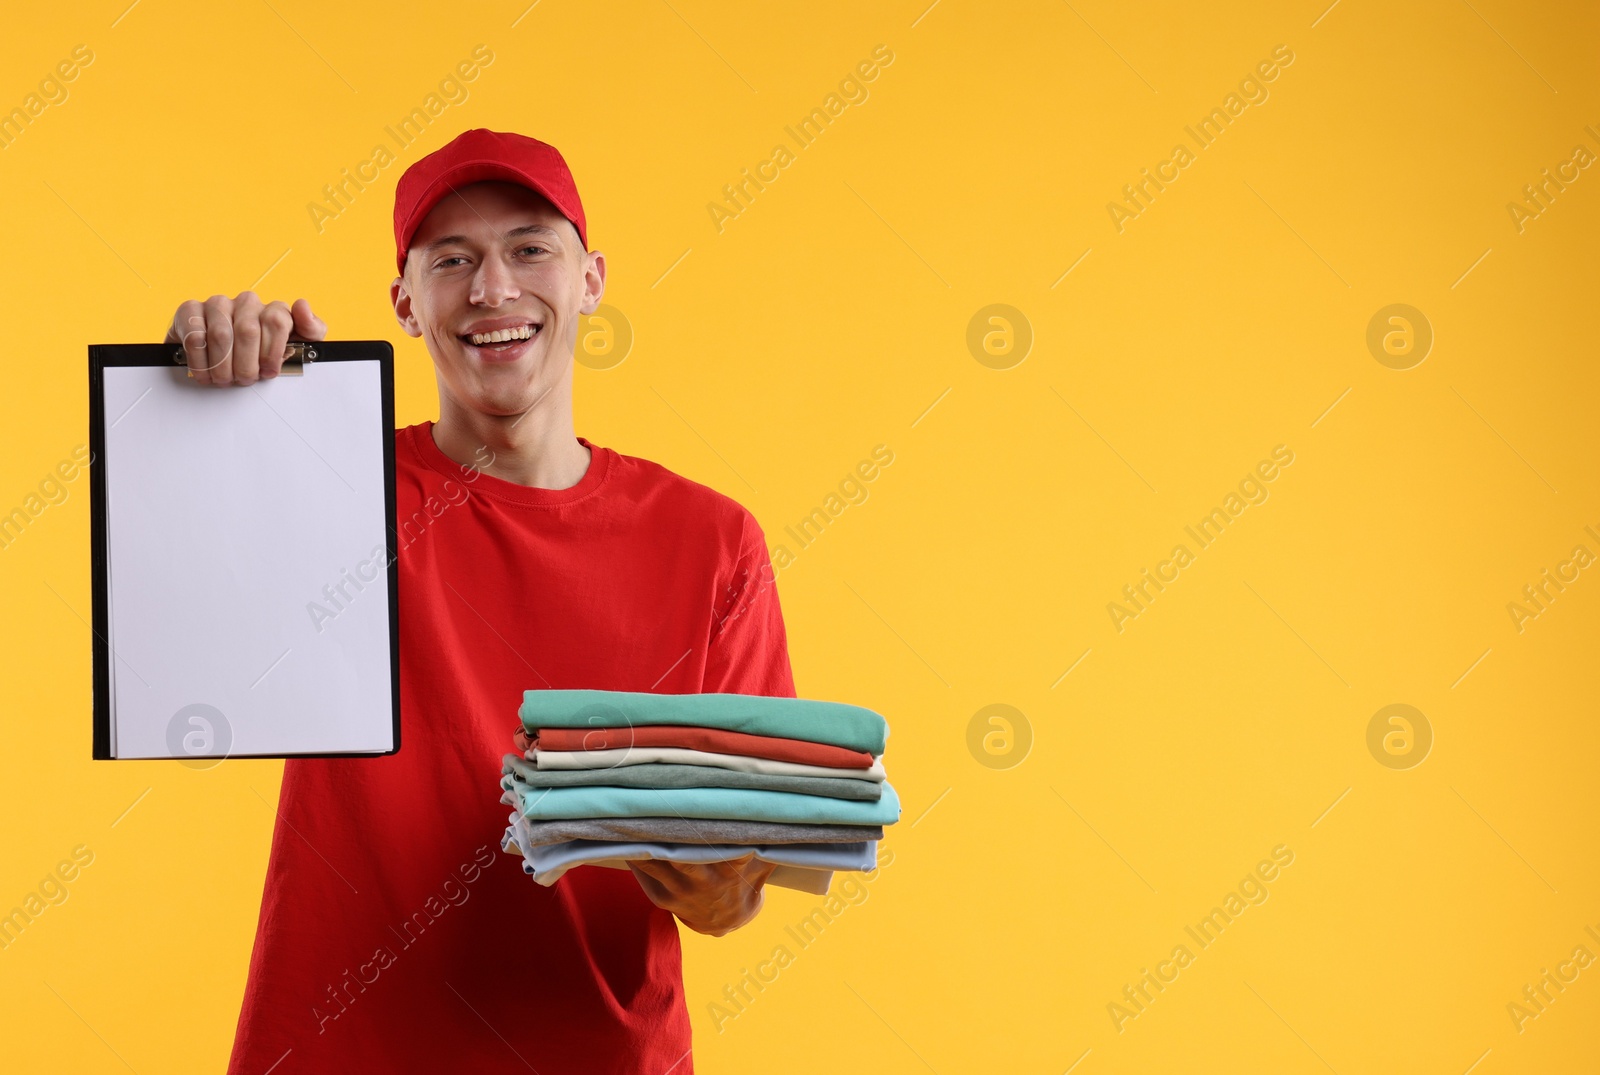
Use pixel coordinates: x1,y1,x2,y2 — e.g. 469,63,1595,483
519,689,888,754
510,780,902,827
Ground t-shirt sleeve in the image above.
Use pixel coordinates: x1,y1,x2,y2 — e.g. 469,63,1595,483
704,513,796,698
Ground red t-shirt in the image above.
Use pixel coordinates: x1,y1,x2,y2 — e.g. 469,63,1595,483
226,421,795,1075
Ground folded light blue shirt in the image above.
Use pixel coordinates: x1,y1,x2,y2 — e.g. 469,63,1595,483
509,780,901,827
519,689,888,755
513,835,879,878
500,830,879,894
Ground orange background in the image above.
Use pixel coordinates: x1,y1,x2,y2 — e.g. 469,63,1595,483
1,1,1598,1071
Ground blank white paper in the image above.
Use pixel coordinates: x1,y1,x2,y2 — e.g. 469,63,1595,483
102,361,394,757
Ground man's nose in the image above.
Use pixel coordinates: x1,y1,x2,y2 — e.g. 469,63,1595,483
470,250,520,305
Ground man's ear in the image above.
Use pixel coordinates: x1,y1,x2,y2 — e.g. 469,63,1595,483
391,274,423,338
578,250,607,316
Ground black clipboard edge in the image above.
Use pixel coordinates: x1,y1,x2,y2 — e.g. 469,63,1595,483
88,341,403,760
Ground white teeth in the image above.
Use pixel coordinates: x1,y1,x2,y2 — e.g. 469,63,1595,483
468,324,538,345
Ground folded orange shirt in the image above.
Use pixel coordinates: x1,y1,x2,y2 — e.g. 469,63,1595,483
535,724,876,769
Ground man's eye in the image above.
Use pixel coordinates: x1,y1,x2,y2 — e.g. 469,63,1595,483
517,245,547,256
436,256,468,268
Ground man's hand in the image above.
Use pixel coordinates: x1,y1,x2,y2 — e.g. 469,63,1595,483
164,291,327,386
627,855,778,937
513,724,777,934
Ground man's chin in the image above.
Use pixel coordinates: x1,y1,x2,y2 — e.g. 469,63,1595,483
462,377,554,419
469,394,541,418
435,351,562,418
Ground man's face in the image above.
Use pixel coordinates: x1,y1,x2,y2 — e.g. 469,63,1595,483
391,180,604,417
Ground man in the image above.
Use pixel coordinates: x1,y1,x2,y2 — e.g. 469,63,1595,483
166,128,791,1073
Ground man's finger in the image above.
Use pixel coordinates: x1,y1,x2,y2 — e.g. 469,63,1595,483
202,293,235,384
171,300,210,383
717,856,775,889
626,861,676,904
258,300,294,379
231,291,264,385
165,299,196,345
629,858,690,891
742,859,779,884
688,854,755,879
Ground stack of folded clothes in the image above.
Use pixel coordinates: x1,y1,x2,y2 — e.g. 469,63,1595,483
500,689,898,894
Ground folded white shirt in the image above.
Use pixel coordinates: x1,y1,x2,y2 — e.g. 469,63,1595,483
529,745,887,782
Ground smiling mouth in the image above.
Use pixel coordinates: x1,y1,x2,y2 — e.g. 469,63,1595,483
462,323,542,348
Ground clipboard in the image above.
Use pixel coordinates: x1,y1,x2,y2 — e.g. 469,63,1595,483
88,341,401,760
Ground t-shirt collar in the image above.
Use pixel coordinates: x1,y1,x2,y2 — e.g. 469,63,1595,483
408,420,611,506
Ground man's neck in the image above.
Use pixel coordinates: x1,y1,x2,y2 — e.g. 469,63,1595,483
432,391,592,490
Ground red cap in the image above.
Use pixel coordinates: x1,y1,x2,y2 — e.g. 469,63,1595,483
392,128,587,275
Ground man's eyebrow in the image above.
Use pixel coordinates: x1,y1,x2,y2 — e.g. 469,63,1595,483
422,224,562,252
504,224,561,241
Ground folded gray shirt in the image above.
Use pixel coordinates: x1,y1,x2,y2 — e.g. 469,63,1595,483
501,756,882,802
510,814,886,847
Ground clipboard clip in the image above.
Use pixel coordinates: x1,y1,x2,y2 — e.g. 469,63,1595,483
171,341,318,377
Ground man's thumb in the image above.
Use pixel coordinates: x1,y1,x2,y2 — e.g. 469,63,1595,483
291,298,328,340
